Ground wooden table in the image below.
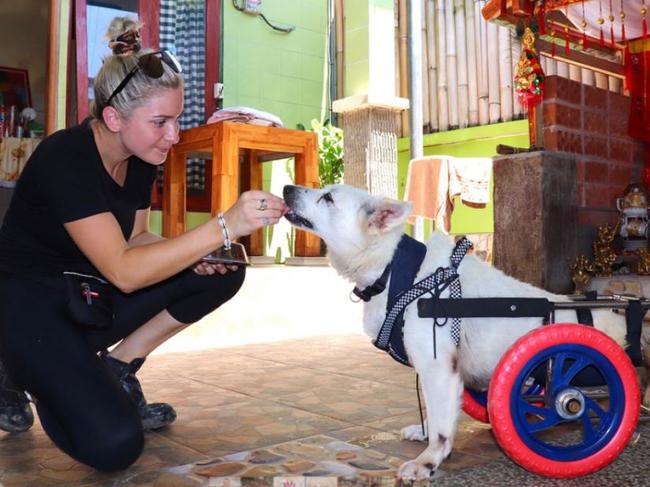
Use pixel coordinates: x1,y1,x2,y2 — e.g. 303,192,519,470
162,121,320,257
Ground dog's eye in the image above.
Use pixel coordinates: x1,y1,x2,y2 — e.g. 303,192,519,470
319,192,334,204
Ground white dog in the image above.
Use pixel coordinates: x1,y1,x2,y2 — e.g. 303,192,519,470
283,183,646,480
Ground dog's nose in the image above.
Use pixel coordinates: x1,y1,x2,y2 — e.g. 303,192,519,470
282,185,298,202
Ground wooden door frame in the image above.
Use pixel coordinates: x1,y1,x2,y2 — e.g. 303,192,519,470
47,0,222,211
73,0,161,124
71,0,220,125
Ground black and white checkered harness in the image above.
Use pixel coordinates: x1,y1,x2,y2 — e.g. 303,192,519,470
373,236,473,366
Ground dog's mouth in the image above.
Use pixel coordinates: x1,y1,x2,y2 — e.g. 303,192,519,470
284,209,314,230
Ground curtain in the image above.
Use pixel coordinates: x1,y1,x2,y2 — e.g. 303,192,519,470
160,0,206,191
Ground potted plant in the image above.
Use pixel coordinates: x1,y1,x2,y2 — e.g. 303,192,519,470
311,119,344,188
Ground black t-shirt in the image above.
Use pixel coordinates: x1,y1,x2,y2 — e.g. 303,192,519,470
0,119,156,277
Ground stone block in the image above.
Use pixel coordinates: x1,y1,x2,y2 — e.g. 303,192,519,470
493,151,577,293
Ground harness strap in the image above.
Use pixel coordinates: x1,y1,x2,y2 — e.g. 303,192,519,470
374,236,472,365
383,235,427,365
448,237,473,345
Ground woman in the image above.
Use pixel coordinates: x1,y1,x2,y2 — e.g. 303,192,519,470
0,46,284,471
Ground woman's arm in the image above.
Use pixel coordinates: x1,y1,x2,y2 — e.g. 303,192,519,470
128,208,165,247
64,190,284,293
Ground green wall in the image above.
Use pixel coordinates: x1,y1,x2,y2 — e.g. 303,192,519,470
398,120,530,234
222,0,329,130
344,0,369,96
151,0,330,234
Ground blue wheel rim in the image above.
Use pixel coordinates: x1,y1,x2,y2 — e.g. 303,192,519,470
468,382,542,409
510,344,625,461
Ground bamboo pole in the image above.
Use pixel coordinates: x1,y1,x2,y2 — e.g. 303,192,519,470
581,68,595,87
426,0,438,131
511,30,522,119
436,0,449,131
445,0,458,128
399,0,410,136
476,1,489,125
595,72,608,90
335,0,344,100
544,56,557,76
409,0,424,158
609,76,622,93
395,0,400,98
498,28,513,123
454,0,469,128
487,21,501,123
465,0,478,126
421,0,431,132
569,64,581,82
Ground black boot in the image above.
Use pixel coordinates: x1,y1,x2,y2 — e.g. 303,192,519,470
100,353,177,431
0,360,33,433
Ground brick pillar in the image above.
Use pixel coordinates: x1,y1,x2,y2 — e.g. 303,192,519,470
493,151,577,293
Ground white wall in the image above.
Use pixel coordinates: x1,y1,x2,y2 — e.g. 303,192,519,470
0,1,50,126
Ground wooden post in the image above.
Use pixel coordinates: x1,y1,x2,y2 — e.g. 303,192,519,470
294,135,320,257
162,145,187,237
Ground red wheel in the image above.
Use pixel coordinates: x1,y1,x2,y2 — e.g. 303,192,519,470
463,389,489,423
488,324,640,478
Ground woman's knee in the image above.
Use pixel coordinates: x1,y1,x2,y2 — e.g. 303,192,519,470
222,265,246,299
79,420,144,471
202,266,246,310
168,267,246,324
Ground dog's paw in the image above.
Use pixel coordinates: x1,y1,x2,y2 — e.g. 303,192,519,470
398,459,436,481
400,424,427,442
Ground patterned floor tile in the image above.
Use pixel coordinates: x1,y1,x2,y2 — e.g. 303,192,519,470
3,334,649,487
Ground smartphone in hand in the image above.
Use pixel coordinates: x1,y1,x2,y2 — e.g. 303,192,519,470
201,242,250,266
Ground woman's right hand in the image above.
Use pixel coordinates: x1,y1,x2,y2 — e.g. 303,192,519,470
221,190,286,241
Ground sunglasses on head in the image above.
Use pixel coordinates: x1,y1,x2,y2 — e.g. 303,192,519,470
104,50,182,108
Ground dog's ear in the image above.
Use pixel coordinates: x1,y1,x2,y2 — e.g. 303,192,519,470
366,199,412,234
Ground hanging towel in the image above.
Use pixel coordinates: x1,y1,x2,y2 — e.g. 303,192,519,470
404,156,492,233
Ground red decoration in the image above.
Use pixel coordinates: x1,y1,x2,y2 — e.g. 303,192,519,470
598,0,605,46
609,0,615,46
622,22,626,43
625,44,650,190
538,2,546,35
551,30,557,57
581,0,587,50
620,0,626,43
514,28,545,109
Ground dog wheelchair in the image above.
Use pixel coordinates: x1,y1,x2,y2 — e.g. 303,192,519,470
417,295,646,478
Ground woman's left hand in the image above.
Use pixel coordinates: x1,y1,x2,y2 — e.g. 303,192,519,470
192,261,238,275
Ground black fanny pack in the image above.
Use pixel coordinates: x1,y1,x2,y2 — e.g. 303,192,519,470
63,271,114,330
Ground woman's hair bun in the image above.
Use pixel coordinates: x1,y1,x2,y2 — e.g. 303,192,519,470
106,16,143,55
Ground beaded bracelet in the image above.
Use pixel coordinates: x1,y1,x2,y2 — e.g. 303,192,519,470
217,212,231,250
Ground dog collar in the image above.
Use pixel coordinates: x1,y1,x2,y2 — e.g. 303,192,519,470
351,264,391,302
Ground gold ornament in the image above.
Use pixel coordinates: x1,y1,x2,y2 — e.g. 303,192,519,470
571,255,595,294
592,223,619,277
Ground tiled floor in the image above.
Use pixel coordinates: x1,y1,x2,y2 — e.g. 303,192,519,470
1,266,649,486
1,334,650,487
